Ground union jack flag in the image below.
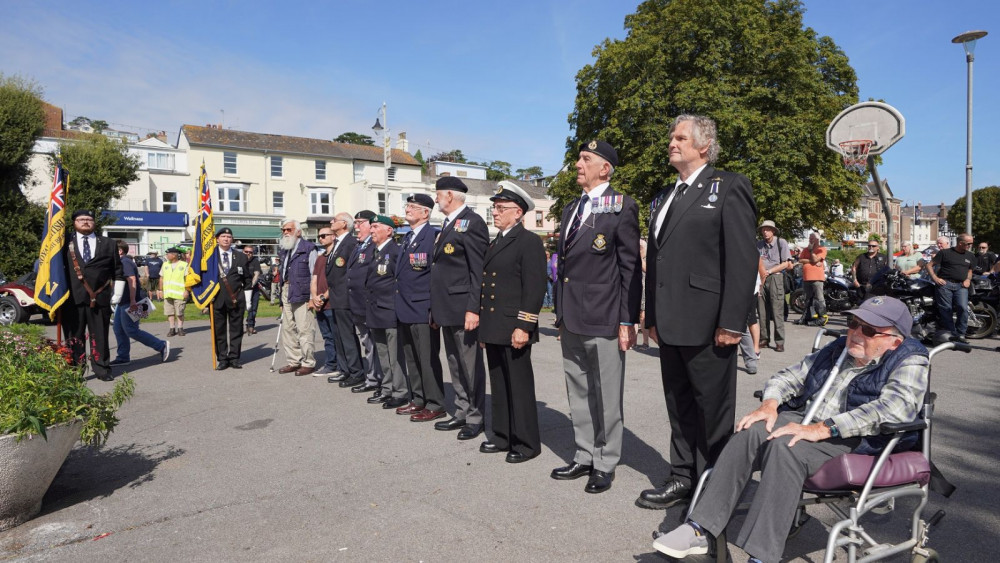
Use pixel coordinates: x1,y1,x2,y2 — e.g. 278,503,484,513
34,163,71,319
185,163,219,308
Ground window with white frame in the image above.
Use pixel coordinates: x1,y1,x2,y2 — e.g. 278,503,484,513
377,192,386,215
161,191,178,213
353,163,365,182
273,191,284,215
147,152,175,171
270,156,283,178
387,166,397,182
315,160,326,181
309,188,334,216
217,184,246,212
535,210,543,228
486,210,493,226
224,152,237,175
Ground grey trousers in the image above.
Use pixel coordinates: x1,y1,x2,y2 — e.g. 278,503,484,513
689,411,859,563
801,280,827,321
399,322,444,411
441,325,486,425
560,329,625,473
757,275,786,345
353,315,382,386
371,327,407,399
738,331,757,373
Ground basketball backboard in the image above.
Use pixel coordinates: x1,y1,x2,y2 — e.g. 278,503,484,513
825,101,905,156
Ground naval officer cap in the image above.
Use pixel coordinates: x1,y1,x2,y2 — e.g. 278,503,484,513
580,139,619,167
490,181,534,213
72,209,95,220
406,193,435,209
215,227,234,238
435,176,468,193
372,214,397,229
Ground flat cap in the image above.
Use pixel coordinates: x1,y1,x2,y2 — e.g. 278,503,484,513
490,181,534,213
354,210,377,221
215,227,234,237
372,214,396,229
580,139,619,167
435,176,468,193
406,193,435,209
72,209,95,220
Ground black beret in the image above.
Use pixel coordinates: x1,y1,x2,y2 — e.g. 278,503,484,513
354,210,377,221
166,247,182,254
580,139,619,167
215,227,234,237
435,176,468,192
72,209,95,220
406,193,435,209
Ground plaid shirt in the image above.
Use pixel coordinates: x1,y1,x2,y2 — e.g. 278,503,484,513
762,347,928,438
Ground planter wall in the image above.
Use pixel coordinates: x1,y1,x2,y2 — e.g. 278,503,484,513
0,421,82,532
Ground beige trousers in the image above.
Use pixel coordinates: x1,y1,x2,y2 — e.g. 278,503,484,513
280,285,317,368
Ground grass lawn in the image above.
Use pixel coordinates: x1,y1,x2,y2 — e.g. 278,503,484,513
140,300,283,324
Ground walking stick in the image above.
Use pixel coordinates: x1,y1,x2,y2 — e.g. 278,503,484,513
269,315,283,372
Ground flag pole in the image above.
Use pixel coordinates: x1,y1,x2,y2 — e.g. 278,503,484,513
209,306,217,370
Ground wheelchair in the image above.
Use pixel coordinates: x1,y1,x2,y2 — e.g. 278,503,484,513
683,327,969,563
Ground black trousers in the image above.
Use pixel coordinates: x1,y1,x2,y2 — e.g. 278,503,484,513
63,303,112,377
658,341,738,486
485,343,540,457
333,308,363,378
213,301,245,361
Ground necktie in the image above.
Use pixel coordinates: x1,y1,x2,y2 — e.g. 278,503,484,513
442,218,450,232
564,194,590,248
402,231,413,248
492,232,503,246
658,183,689,245
82,236,92,263
223,252,230,274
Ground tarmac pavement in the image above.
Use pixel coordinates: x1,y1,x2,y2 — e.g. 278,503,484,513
1,312,998,562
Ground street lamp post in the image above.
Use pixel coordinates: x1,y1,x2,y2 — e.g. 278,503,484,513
952,30,987,236
372,102,391,215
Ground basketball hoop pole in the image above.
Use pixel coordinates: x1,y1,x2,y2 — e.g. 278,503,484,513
866,155,895,264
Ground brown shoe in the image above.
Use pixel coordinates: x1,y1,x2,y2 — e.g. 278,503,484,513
775,344,785,353
410,409,446,422
296,366,316,376
177,328,186,336
278,365,301,374
395,402,423,415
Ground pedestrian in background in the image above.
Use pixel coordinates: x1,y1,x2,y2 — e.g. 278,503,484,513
756,220,791,352
160,247,188,336
111,240,170,367
243,245,262,334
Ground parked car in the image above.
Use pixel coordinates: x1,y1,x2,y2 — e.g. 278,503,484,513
0,272,43,325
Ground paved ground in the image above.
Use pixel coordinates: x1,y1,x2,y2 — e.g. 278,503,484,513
1,313,998,562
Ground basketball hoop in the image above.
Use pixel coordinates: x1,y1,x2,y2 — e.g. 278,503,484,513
838,140,872,174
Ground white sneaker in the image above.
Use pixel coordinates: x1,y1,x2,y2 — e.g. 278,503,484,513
161,341,171,362
653,523,708,558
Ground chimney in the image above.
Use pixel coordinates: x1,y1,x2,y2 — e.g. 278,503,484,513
156,130,167,143
397,131,408,152
939,202,946,217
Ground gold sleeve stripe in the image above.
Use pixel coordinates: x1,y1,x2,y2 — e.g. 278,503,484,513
517,311,539,323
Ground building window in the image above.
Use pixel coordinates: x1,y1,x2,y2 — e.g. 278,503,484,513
387,166,397,182
315,160,326,181
217,184,246,212
535,210,543,228
162,191,178,213
457,170,468,177
309,189,334,216
224,152,237,175
270,156,283,178
147,152,175,171
377,192,386,215
486,210,493,226
273,191,284,215
353,163,364,182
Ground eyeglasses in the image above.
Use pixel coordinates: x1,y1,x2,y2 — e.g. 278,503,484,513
867,245,879,249
847,317,897,338
492,204,519,212
281,227,294,232
74,217,94,223
353,219,369,225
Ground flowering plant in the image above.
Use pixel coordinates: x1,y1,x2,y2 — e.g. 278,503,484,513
0,324,134,446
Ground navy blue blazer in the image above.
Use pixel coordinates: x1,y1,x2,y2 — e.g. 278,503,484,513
365,240,401,329
346,236,374,319
393,223,436,325
430,207,490,327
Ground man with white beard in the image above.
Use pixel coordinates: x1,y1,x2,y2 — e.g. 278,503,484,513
276,219,320,375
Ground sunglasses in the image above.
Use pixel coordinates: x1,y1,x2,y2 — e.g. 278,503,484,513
318,234,333,238
847,317,896,338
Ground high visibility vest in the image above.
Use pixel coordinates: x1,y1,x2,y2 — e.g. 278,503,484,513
161,261,188,299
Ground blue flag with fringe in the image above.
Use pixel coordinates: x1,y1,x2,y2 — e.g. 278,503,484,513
185,163,219,308
34,164,71,319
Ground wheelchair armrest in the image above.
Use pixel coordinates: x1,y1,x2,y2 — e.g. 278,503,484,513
753,390,763,400
879,420,927,434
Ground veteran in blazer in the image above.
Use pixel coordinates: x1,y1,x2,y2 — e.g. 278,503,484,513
639,114,758,510
211,228,253,370
552,140,642,494
320,213,365,389
365,215,409,410
343,210,384,394
62,209,125,381
430,177,490,440
478,182,547,464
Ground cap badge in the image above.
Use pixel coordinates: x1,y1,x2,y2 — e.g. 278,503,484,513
587,140,598,150
444,243,455,255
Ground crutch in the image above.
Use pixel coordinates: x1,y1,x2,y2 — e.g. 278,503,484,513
268,316,283,372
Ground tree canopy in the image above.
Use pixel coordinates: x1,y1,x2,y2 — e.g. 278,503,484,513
550,0,862,236
334,132,375,146
59,135,141,230
947,186,1000,249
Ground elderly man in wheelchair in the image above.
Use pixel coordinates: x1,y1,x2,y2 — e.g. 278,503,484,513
654,296,947,563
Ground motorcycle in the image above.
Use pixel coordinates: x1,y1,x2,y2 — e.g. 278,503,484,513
789,274,862,317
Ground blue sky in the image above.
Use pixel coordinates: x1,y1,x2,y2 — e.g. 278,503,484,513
2,0,997,208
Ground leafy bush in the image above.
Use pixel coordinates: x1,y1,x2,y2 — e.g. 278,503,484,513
0,324,134,445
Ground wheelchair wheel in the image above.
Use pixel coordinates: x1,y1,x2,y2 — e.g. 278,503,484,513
912,548,939,563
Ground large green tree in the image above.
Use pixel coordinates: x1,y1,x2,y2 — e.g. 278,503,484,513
59,135,141,230
0,74,46,276
552,0,861,236
947,186,1000,249
334,132,375,145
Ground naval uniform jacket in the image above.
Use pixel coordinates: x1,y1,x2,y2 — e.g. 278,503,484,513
555,187,642,337
211,248,253,308
644,166,758,345
393,223,436,325
64,234,124,307
430,207,490,327
326,234,358,310
346,236,374,319
478,222,547,345
365,240,401,330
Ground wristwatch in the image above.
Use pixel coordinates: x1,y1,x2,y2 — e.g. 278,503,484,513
823,418,840,438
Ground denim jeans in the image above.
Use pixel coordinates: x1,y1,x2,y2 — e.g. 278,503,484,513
315,308,340,371
113,304,165,361
246,289,261,328
935,281,969,336
543,280,554,308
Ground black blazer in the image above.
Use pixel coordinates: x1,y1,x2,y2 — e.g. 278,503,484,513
64,234,123,307
213,248,253,308
346,236,374,318
430,207,490,327
478,222,547,346
325,234,358,310
555,188,642,337
365,240,401,329
645,166,758,346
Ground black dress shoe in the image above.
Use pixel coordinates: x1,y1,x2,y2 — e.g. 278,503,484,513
352,383,378,393
339,375,365,388
382,397,408,409
327,372,349,382
366,391,386,404
216,362,230,371
457,424,483,440
97,373,115,381
229,360,242,369
434,416,466,431
585,470,615,494
551,462,593,480
636,479,692,509
505,450,539,464
479,441,504,454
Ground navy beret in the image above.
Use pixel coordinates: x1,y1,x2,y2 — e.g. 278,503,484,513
215,227,234,237
580,139,619,167
406,193,435,209
435,176,468,192
72,209,95,220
